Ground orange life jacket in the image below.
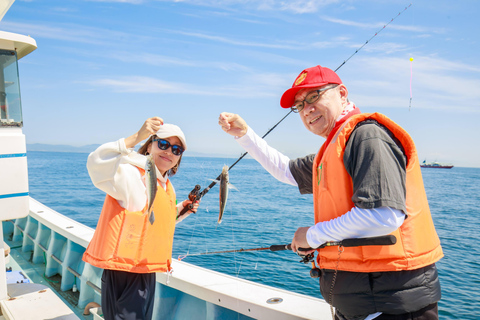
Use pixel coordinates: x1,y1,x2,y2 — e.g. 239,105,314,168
83,168,177,273
313,113,443,272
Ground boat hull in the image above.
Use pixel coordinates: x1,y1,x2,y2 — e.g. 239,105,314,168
420,165,453,169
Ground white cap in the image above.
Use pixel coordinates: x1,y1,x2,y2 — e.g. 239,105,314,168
154,123,187,150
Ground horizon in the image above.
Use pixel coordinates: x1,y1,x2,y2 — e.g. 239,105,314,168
2,0,479,168
26,144,475,169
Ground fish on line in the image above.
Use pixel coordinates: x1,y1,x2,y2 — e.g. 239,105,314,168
145,154,157,225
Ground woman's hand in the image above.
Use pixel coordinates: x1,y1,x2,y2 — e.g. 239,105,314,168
176,199,201,223
125,117,164,149
183,199,200,213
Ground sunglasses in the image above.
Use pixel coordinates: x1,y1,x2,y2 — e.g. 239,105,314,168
152,138,185,156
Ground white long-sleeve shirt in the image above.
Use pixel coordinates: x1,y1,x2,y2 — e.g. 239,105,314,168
87,138,187,220
235,127,405,249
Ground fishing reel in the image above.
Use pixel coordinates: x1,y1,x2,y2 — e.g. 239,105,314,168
296,250,321,279
187,185,201,213
177,185,201,218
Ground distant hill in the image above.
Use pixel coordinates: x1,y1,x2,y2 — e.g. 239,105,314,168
27,143,100,154
26,143,240,159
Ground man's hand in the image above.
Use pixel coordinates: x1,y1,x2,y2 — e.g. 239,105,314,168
291,227,316,254
218,112,248,138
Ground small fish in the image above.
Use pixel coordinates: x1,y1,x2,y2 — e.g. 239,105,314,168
218,165,229,224
145,154,157,225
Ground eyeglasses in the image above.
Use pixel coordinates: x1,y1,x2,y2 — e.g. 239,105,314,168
291,85,339,113
152,138,185,156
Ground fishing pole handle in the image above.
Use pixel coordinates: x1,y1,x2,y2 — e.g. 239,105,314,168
321,235,397,248
178,199,201,216
269,244,290,252
178,202,193,218
270,235,396,252
269,244,310,252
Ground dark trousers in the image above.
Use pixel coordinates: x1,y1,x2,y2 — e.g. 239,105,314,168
335,303,438,320
101,269,156,320
375,303,438,320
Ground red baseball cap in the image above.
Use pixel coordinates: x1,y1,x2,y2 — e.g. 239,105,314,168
280,65,343,109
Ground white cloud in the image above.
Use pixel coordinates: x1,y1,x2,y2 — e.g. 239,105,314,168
321,16,445,34
0,21,152,46
215,0,337,13
86,0,144,4
170,30,299,49
86,51,480,114
110,51,251,71
105,0,340,13
275,0,339,14
89,74,283,98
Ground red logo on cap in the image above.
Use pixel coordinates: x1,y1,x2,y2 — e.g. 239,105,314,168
294,72,308,86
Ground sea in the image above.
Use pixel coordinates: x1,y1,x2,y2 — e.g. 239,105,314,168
26,151,480,319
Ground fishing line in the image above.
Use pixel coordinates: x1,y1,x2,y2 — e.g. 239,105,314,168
178,156,253,277
408,3,415,111
180,211,205,260
223,170,263,277
335,3,412,73
409,57,414,111
180,235,396,258
189,3,413,204
180,169,265,277
235,260,243,277
228,200,239,274
178,157,218,258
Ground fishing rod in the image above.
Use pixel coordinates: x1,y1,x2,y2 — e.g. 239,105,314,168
335,3,412,73
178,235,397,260
179,235,396,279
178,111,294,216
178,4,412,216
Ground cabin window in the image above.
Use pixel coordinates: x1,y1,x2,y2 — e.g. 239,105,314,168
0,49,23,127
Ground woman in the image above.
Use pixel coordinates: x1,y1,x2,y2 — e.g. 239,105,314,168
82,117,199,320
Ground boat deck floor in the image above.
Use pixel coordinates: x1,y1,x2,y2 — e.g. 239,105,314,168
1,240,93,319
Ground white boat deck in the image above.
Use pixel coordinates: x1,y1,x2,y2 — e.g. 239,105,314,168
0,245,87,319
1,283,79,320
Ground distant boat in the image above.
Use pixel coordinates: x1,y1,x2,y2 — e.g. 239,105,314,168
420,160,454,169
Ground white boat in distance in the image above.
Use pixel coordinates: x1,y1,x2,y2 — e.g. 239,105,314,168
0,1,331,319
420,160,454,169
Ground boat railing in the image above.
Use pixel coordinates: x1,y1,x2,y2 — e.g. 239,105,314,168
3,197,102,309
3,197,331,319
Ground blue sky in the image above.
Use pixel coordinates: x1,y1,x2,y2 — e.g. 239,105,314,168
2,0,479,167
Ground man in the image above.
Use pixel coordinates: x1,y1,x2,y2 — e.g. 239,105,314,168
218,65,443,320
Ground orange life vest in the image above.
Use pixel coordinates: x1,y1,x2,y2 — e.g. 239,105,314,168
82,168,177,273
313,113,443,272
